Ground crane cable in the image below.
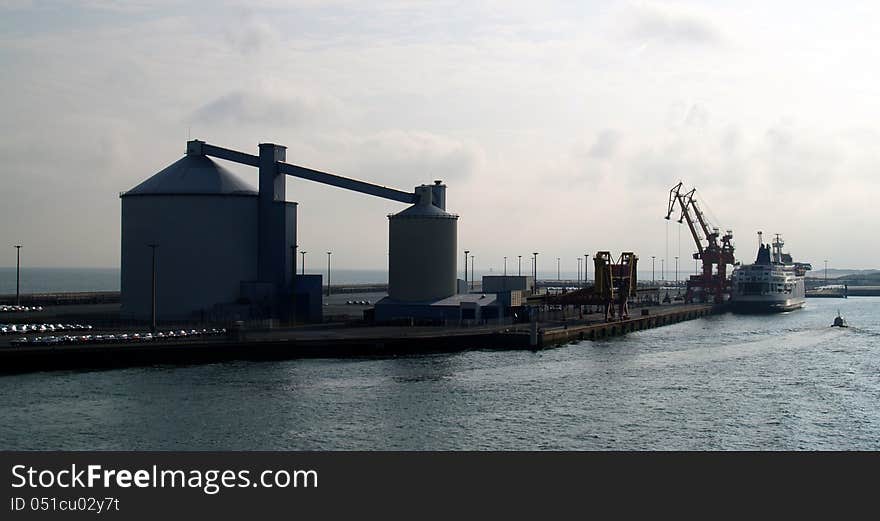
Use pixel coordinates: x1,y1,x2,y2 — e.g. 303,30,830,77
678,220,682,284
698,190,724,233
665,219,669,282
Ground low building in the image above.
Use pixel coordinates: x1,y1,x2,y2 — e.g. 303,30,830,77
373,293,502,324
481,275,535,294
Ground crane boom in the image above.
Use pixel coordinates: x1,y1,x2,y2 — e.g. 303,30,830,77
687,193,715,245
663,181,736,303
665,182,703,254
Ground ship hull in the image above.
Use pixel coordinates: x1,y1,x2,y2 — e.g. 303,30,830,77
729,297,806,314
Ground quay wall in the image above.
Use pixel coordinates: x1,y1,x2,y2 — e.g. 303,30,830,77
0,304,720,375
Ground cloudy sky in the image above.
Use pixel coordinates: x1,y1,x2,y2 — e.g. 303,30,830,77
2,0,878,273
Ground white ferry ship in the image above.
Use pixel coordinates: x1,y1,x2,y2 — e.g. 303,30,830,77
730,233,812,313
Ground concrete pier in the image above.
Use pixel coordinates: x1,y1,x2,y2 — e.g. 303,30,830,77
0,303,719,374
529,304,714,348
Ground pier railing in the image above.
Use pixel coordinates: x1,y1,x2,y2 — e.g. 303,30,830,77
0,291,120,306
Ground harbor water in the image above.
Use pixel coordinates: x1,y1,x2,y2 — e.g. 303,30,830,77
1,297,878,450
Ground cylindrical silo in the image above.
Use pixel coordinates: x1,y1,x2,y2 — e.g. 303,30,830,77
120,153,260,320
388,185,458,302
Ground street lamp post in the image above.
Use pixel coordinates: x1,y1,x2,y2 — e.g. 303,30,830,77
147,244,158,334
326,252,332,297
824,259,828,283
584,254,589,284
470,255,474,289
503,256,507,277
557,257,560,281
464,250,469,290
651,256,655,284
661,259,665,282
291,244,297,324
15,244,21,306
532,252,539,292
300,251,307,275
518,255,522,276
577,257,582,285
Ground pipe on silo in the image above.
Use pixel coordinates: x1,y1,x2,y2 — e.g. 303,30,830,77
431,180,446,211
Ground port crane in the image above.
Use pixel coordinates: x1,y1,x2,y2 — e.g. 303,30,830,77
664,182,735,303
542,251,639,321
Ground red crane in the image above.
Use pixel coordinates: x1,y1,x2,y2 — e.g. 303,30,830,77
664,182,735,303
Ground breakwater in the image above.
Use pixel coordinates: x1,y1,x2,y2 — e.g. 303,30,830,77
0,303,716,374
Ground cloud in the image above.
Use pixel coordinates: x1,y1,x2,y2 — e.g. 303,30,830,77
720,125,742,153
2,1,880,269
0,0,32,9
756,120,841,187
665,102,711,131
626,2,723,46
764,121,793,150
74,0,177,13
224,16,281,55
588,129,622,159
190,87,341,128
336,130,482,187
684,104,709,127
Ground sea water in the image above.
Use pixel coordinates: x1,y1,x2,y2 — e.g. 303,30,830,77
0,297,877,450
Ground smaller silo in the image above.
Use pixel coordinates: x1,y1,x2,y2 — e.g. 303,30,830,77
388,185,458,302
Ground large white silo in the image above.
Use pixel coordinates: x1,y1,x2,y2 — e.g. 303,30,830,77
387,185,459,302
120,154,261,320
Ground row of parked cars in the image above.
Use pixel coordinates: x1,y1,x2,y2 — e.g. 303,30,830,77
1,323,92,335
0,305,43,313
9,328,228,347
346,300,372,305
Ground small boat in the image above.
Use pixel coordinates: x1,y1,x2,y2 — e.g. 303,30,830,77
831,311,848,328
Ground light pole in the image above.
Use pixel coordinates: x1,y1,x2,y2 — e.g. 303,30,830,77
557,257,561,281
14,245,22,306
326,251,332,297
651,256,655,284
532,252,539,292
464,250,469,290
577,257,582,285
300,251,307,275
661,259,665,283
584,254,589,284
824,259,828,283
291,244,297,324
470,255,474,289
518,255,522,276
503,256,507,277
147,244,158,334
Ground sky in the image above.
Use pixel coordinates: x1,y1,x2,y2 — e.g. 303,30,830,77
1,0,878,272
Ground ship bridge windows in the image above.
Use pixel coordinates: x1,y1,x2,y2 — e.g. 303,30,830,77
741,282,769,295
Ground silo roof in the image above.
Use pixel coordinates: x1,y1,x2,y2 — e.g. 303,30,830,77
390,202,458,219
123,154,257,196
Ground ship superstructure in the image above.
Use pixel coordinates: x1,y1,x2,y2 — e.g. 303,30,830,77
730,232,811,312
